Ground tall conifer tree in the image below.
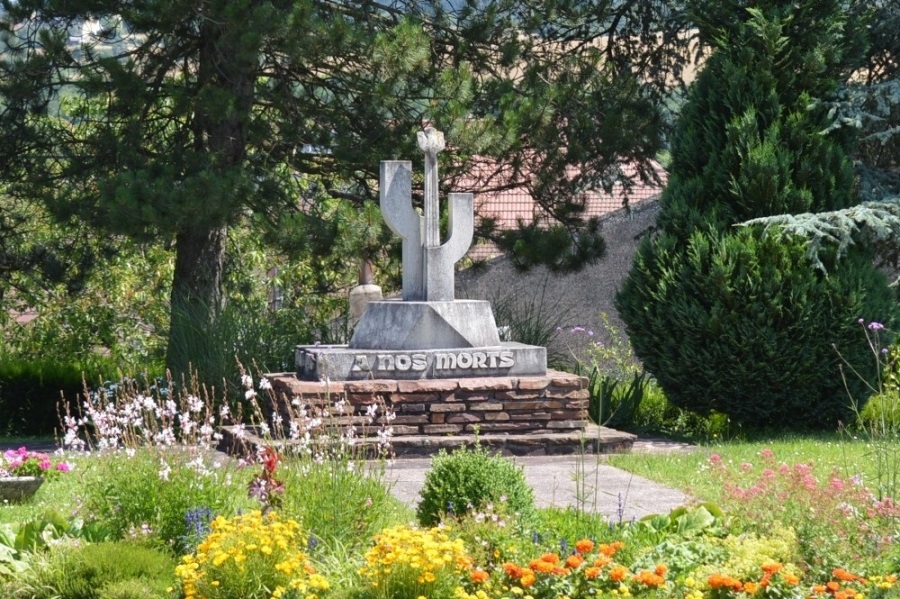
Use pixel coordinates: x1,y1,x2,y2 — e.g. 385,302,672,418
617,0,897,428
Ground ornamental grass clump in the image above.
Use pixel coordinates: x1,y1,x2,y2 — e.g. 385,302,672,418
175,510,329,599
417,443,535,526
359,524,474,599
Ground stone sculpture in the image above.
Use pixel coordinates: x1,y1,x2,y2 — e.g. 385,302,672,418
296,128,546,380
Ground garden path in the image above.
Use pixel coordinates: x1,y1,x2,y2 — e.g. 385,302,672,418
383,438,697,521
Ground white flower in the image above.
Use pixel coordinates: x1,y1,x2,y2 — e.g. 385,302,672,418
187,395,203,413
259,377,272,391
241,374,253,388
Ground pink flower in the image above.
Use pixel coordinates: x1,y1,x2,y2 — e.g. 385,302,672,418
39,459,51,470
741,462,753,472
56,462,71,472
759,448,774,461
710,454,722,465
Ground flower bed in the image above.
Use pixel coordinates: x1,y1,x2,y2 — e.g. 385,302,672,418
2,373,898,598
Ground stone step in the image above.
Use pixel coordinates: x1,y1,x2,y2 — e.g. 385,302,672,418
217,424,636,459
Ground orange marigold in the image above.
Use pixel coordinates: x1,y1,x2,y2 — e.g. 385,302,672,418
471,569,489,583
610,566,629,582
575,539,594,554
540,553,560,565
584,566,603,580
654,564,668,577
566,554,585,569
598,542,624,557
529,559,555,574
744,582,759,594
520,571,536,587
812,584,827,594
826,581,841,592
633,570,665,587
834,569,865,583
551,566,569,576
708,573,743,592
761,562,783,574
593,556,611,568
503,562,524,578
783,573,799,586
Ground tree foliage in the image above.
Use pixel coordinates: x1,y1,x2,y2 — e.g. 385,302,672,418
617,0,897,429
739,1,900,277
0,0,692,373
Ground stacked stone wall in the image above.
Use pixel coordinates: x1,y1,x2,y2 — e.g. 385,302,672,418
268,370,588,436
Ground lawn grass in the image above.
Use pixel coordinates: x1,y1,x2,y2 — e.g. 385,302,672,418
607,432,898,501
1,455,101,524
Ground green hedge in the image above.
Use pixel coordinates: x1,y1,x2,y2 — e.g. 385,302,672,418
0,359,87,437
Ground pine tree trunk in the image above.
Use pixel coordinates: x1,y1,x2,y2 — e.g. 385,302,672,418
166,224,228,377
165,1,259,377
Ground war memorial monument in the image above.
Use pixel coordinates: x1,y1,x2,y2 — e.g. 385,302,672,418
258,128,633,455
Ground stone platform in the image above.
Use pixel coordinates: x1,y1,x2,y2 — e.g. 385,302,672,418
218,423,636,458
226,370,625,456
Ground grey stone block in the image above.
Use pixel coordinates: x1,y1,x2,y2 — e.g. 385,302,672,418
350,300,501,350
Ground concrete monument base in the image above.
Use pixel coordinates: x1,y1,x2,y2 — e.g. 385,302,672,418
296,342,547,381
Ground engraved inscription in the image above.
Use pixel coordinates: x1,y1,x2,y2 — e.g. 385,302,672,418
359,350,517,372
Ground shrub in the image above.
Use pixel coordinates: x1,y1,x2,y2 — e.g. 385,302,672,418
0,359,86,436
278,456,413,554
619,229,895,429
417,443,535,526
4,541,176,599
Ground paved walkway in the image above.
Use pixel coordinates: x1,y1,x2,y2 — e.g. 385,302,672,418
383,438,697,521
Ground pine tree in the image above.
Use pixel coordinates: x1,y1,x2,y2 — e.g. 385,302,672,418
0,0,691,374
616,1,897,429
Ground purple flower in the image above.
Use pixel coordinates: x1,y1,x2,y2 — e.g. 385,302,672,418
868,322,885,331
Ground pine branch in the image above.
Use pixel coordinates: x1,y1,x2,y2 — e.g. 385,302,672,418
740,198,900,273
